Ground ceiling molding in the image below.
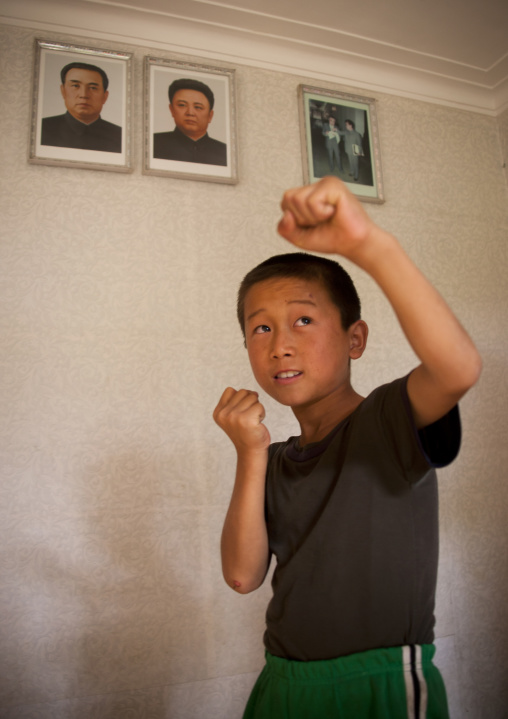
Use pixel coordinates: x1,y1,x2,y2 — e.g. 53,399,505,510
2,0,507,116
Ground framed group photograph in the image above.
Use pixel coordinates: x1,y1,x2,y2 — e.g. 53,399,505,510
29,39,132,173
298,85,385,203
144,56,238,184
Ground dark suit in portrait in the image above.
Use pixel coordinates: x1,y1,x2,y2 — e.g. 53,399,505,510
41,112,122,153
153,126,227,166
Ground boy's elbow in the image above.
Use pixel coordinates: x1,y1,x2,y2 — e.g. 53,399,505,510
233,582,259,595
471,352,483,386
223,575,262,594
460,349,483,392
222,560,270,594
448,348,482,402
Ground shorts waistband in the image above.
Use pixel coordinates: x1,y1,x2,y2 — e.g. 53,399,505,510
264,645,436,683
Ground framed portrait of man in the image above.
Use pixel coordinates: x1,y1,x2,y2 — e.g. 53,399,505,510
144,56,238,184
29,39,132,172
298,85,385,203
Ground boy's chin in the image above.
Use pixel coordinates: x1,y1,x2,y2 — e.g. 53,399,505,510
264,388,308,409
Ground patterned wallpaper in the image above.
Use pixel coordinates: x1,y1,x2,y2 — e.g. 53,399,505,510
1,24,507,719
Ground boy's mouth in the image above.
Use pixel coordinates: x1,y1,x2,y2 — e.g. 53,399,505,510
274,370,302,380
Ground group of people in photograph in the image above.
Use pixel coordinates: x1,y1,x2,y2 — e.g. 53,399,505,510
322,114,364,181
309,101,369,184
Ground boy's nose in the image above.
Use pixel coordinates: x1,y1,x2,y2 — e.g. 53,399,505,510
270,331,294,359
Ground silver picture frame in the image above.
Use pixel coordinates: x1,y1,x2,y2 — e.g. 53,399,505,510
298,85,385,203
29,39,133,173
144,56,238,184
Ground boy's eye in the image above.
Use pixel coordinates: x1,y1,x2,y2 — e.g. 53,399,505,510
295,316,312,326
254,325,270,334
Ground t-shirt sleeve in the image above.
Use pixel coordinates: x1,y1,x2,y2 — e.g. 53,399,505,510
369,375,462,483
398,374,462,469
417,406,461,467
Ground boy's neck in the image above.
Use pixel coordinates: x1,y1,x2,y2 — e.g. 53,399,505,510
293,386,364,447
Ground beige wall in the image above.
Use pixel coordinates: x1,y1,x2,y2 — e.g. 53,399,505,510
1,23,507,719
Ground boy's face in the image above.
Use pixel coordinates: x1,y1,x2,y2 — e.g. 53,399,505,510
243,277,360,410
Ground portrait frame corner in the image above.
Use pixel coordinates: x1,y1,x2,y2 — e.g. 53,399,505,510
297,83,385,204
29,38,133,174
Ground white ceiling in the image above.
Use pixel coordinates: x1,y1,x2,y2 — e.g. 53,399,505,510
3,0,508,114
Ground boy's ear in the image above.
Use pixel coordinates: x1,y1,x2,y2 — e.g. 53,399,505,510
348,320,368,360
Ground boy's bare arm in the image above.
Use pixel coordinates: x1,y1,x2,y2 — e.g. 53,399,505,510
277,177,482,428
213,388,271,593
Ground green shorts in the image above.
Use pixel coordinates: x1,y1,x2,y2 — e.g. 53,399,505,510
243,645,449,719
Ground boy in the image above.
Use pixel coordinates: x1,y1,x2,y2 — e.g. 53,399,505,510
213,177,481,718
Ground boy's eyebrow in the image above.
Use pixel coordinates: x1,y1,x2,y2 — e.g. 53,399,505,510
246,298,317,322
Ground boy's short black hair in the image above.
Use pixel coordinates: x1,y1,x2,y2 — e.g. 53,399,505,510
237,252,361,337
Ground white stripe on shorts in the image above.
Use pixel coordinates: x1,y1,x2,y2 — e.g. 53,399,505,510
402,645,429,719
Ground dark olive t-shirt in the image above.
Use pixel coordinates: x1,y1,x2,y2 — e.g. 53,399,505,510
264,376,461,661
